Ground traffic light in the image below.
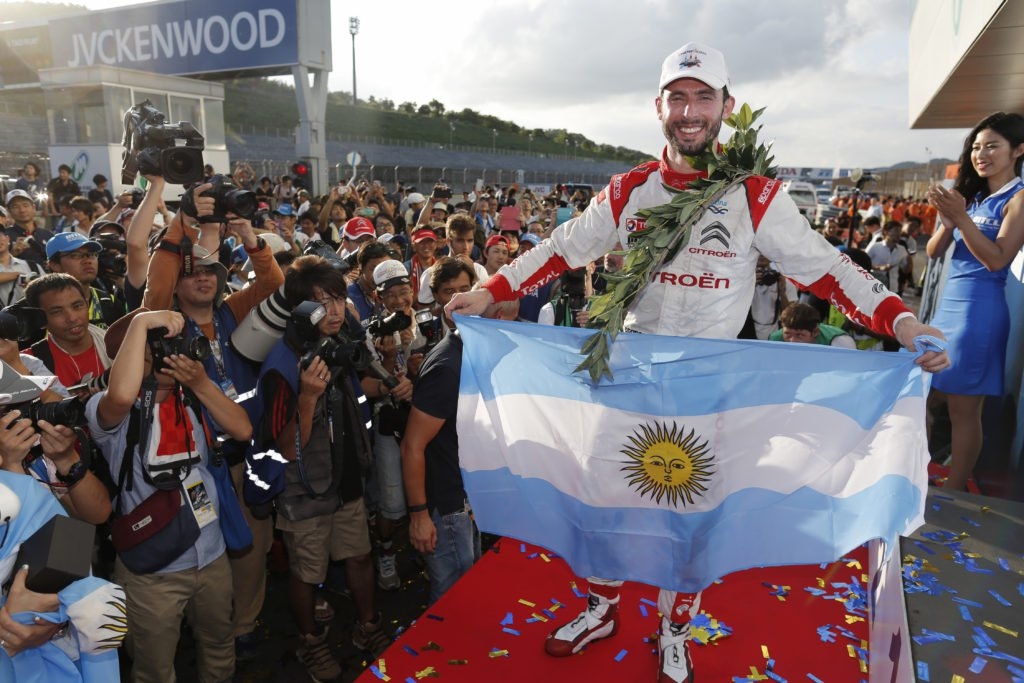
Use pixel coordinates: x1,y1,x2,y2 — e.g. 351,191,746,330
291,161,310,190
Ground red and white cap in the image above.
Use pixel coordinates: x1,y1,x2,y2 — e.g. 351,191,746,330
411,228,438,244
343,216,375,241
659,42,730,91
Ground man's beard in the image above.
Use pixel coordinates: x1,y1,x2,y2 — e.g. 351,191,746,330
663,114,724,157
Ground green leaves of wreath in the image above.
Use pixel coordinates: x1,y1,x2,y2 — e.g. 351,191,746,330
576,103,777,383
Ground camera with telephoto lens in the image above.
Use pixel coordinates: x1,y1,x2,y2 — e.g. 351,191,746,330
289,301,370,372
365,310,411,339
179,174,257,224
120,100,205,185
147,327,211,372
8,398,87,430
414,309,442,353
0,303,47,344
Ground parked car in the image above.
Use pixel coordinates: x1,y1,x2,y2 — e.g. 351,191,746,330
783,181,817,222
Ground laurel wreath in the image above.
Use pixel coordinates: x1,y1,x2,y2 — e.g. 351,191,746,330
576,103,777,383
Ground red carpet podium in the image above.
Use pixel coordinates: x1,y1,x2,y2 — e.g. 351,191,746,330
358,538,888,682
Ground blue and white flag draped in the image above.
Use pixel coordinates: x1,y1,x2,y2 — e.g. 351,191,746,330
456,316,929,593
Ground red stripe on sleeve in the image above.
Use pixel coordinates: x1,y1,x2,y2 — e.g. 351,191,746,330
744,176,782,231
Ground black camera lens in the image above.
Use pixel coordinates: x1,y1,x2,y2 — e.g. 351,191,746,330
366,310,411,338
188,336,212,362
24,398,87,429
224,189,257,220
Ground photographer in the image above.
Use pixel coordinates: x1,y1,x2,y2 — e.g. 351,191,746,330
254,255,387,681
4,189,52,271
315,185,349,250
87,308,252,683
0,229,37,306
44,233,125,329
347,242,394,321
0,342,109,524
746,255,797,340
538,264,593,327
140,179,283,661
361,260,419,592
400,257,483,602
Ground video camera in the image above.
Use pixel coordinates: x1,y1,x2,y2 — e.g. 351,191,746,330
180,174,257,224
121,100,205,185
147,327,211,372
302,239,352,274
558,268,588,328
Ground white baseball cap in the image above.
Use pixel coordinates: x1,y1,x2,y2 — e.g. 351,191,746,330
659,42,730,91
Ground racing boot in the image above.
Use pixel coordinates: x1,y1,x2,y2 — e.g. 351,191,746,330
544,582,620,657
657,589,701,683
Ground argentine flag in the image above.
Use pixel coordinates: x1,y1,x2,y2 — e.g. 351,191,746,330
456,316,929,593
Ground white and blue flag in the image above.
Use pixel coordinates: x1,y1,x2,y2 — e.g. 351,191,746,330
456,316,929,593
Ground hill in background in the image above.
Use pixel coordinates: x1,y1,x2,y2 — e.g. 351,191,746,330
223,78,649,165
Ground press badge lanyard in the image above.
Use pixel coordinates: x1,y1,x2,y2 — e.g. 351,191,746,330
188,316,237,401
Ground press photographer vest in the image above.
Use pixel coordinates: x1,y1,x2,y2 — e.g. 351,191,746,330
184,305,260,464
258,339,372,522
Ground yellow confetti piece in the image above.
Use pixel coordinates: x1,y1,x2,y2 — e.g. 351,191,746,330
540,553,551,563
846,559,862,570
861,639,868,649
817,578,825,588
775,595,786,602
414,666,437,679
761,645,770,659
965,552,981,558
518,599,536,607
983,621,1019,638
378,658,387,673
488,649,509,658
859,659,867,673
980,505,991,513
845,615,866,624
847,644,856,658
531,612,549,623
952,676,965,683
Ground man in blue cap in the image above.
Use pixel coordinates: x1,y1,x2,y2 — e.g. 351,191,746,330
45,232,125,328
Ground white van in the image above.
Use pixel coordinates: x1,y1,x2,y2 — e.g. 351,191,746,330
782,181,817,222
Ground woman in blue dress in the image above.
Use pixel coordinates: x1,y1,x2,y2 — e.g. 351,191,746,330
926,112,1024,490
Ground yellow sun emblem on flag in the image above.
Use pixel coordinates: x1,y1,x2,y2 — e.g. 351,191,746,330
620,421,714,507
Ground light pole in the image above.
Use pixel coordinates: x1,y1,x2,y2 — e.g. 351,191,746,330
574,140,579,160
349,17,360,106
492,129,497,154
449,121,455,148
528,133,534,155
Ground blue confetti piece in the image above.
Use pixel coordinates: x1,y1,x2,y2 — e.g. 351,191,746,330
520,543,526,553
369,664,386,680
500,612,513,626
542,609,556,619
502,627,520,636
960,516,981,527
931,493,955,500
913,540,936,555
640,597,658,607
426,613,444,621
973,626,997,648
639,603,649,617
999,557,1011,571
571,585,587,598
959,605,973,622
614,649,627,662
527,552,539,559
969,656,988,674
931,503,941,511
807,675,824,683
525,617,539,623
1019,583,1024,597
916,660,930,681
402,645,419,656
407,678,417,683
954,597,984,608
989,589,1012,606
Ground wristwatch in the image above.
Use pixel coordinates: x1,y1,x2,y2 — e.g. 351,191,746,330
56,460,88,488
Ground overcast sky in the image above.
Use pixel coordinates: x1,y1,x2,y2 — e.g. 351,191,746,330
38,0,969,169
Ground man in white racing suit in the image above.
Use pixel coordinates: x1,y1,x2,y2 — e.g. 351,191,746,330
446,42,949,683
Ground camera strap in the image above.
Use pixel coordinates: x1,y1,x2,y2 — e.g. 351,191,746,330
180,233,194,277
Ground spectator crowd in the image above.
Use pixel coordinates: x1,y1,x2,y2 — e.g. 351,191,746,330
0,151,1003,682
